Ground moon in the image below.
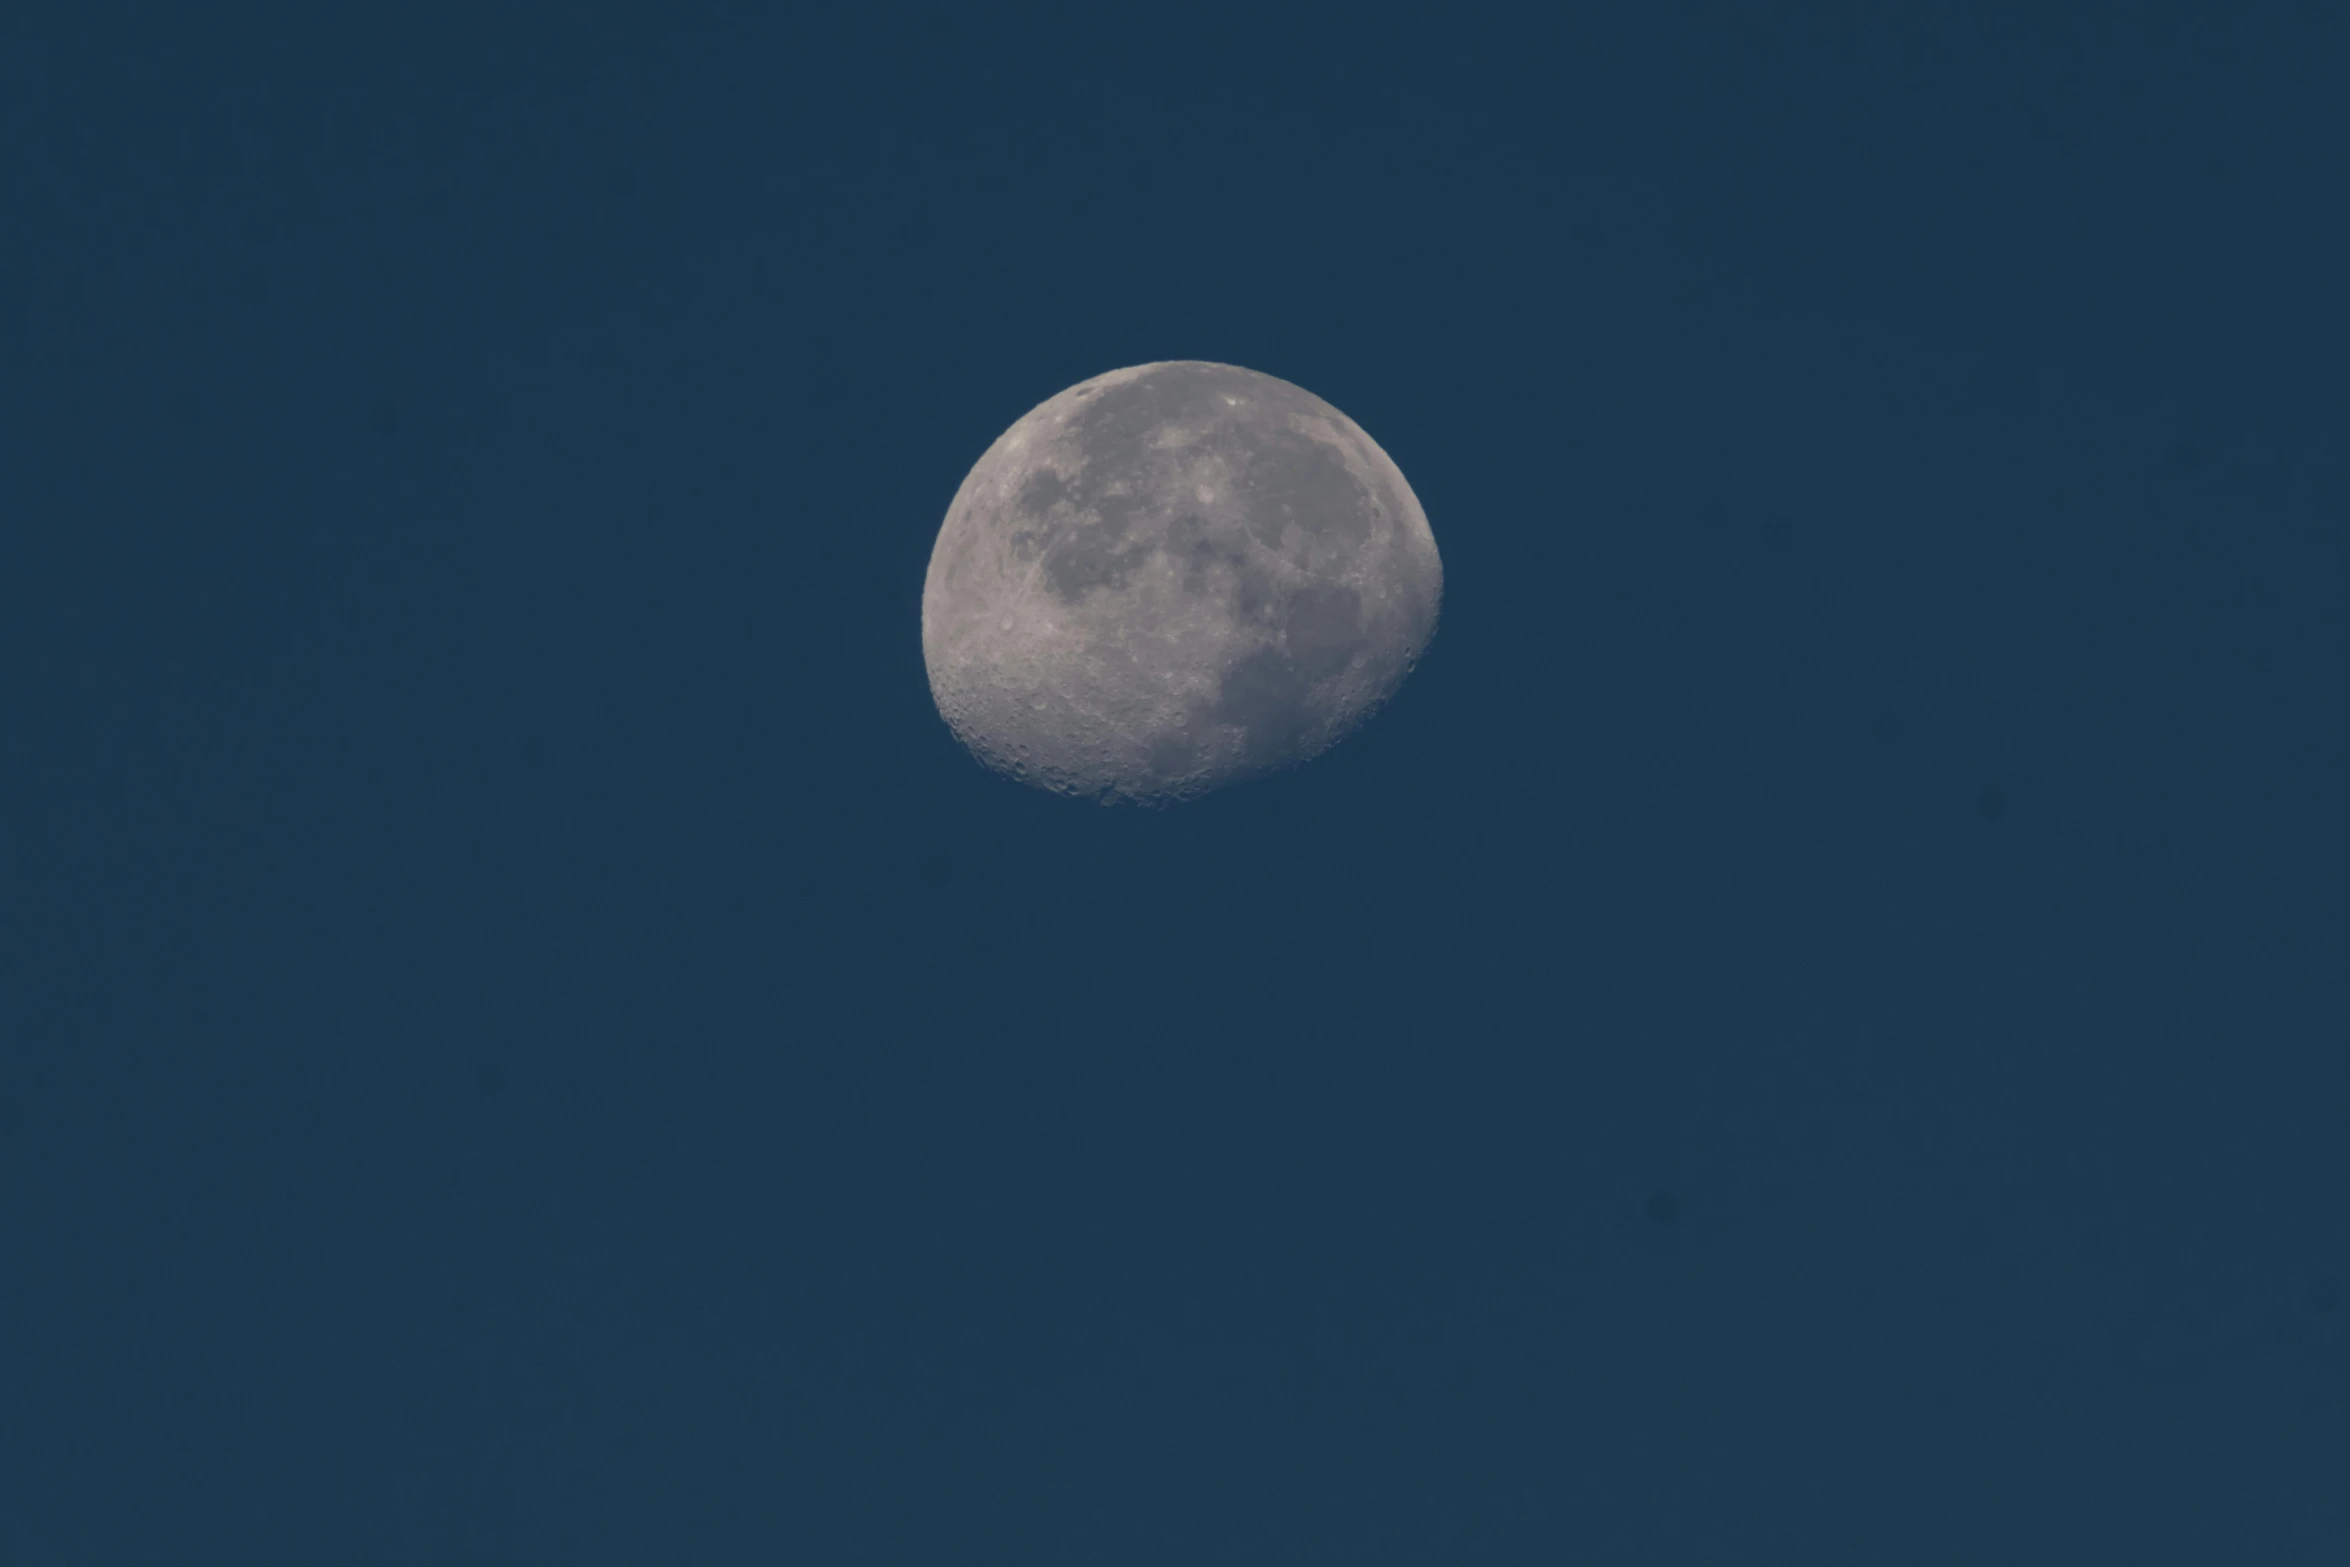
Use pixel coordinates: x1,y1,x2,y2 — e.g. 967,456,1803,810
921,361,1442,806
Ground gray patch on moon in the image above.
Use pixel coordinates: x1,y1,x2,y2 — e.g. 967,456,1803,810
922,360,1442,805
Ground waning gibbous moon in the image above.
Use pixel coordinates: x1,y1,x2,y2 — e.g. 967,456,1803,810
920,361,1443,806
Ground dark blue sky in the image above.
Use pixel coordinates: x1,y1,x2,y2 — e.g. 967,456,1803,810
4,4,2345,1562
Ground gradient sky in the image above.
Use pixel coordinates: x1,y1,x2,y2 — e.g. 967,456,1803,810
4,4,2345,1562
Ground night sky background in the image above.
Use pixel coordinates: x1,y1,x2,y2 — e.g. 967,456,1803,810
4,3,2347,1562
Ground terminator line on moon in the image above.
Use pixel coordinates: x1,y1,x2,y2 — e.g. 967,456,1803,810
921,361,1443,805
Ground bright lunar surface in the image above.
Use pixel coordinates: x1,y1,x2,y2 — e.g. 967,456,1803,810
922,361,1442,805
